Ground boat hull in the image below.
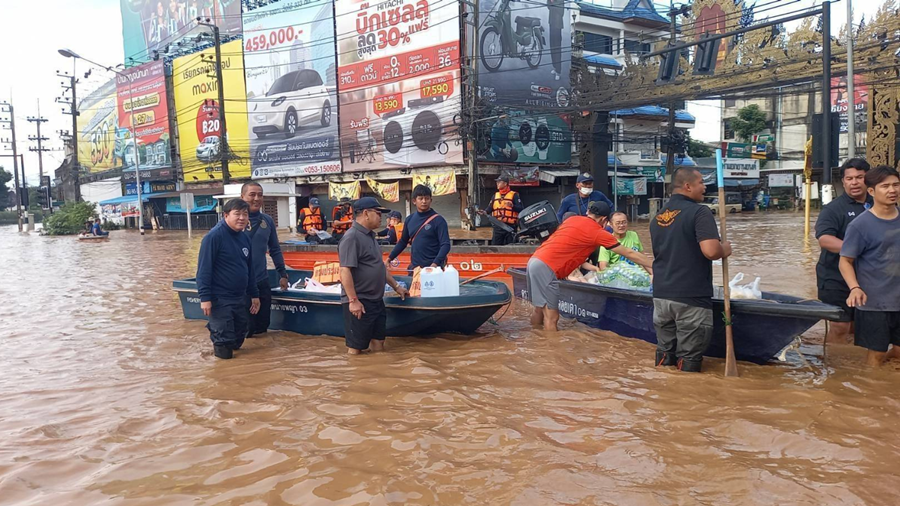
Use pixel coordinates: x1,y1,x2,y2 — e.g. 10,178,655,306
509,268,842,364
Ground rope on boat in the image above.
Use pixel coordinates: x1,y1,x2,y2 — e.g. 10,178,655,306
488,302,512,325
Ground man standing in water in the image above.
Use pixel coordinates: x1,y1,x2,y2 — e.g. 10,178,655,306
816,158,871,344
196,199,260,360
388,184,451,273
556,173,614,221
650,167,731,373
241,182,289,337
839,165,900,367
340,197,408,355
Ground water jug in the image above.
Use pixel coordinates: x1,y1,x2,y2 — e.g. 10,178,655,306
443,265,460,296
420,267,445,298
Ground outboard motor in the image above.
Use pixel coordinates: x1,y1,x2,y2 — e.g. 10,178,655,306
517,200,559,243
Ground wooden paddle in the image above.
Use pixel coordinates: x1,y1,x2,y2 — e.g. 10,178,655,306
715,148,739,377
460,267,504,286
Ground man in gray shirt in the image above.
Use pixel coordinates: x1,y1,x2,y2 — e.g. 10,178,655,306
339,197,409,355
839,165,900,367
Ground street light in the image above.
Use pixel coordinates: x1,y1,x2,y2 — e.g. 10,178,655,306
58,48,146,235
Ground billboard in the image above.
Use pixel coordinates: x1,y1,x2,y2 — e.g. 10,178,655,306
173,40,251,182
831,75,868,134
335,0,464,171
478,0,571,109
116,61,172,170
77,78,125,173
119,0,242,65
243,0,341,179
478,111,571,164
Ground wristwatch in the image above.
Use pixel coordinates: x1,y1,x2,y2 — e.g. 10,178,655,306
519,120,536,157
536,116,550,161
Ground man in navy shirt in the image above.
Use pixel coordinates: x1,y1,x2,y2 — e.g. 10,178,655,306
556,173,614,221
388,184,451,273
196,199,261,359
241,182,289,337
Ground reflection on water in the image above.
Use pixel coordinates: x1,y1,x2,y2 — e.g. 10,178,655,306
1,213,898,505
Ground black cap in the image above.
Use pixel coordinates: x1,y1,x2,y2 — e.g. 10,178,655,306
588,201,611,218
497,174,510,183
352,197,391,213
309,197,320,207
576,173,594,183
388,210,402,219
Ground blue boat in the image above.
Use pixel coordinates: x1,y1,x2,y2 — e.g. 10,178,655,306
174,269,511,337
508,268,843,364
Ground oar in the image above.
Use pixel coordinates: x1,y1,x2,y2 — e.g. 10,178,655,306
460,267,504,286
716,148,739,377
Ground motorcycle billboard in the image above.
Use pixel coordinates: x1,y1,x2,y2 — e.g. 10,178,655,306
172,40,251,182
77,78,125,173
243,0,341,179
335,0,464,172
477,0,571,109
116,61,172,171
477,110,571,164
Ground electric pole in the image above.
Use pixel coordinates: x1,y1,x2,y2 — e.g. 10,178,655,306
27,100,50,181
58,70,80,201
199,20,231,184
821,1,834,205
464,0,480,229
846,0,855,158
1,100,24,232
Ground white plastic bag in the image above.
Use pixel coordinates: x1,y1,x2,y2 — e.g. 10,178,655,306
729,273,762,299
300,277,343,294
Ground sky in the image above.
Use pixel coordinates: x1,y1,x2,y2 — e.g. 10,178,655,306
0,0,887,185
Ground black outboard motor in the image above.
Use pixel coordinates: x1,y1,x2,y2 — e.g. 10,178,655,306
517,200,559,242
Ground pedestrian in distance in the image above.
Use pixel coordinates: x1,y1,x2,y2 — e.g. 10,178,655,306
298,197,327,243
650,167,732,373
340,197,409,355
241,182,289,338
527,201,652,331
332,198,354,240
815,158,872,344
839,165,900,367
196,199,260,360
556,173,614,222
480,174,524,245
387,184,451,273
376,210,404,245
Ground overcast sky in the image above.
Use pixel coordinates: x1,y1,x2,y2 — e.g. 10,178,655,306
0,0,885,184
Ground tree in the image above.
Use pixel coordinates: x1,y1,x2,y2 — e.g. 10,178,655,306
42,201,96,235
686,134,713,158
0,166,11,209
730,104,768,141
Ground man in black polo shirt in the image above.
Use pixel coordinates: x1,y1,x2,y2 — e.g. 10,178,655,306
650,168,732,373
339,197,409,355
815,158,871,344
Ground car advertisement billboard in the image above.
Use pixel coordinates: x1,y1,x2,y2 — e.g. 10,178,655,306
243,0,342,179
172,40,251,182
477,111,571,164
478,0,571,109
77,78,125,173
116,61,172,171
119,0,242,65
335,0,464,172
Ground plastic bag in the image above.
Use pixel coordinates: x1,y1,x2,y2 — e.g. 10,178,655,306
595,263,652,291
729,273,762,299
301,277,343,294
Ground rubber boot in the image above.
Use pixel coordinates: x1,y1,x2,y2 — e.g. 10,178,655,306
655,350,677,367
677,358,702,373
213,345,234,360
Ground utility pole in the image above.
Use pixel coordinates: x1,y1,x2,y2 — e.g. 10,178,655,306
664,4,686,184
1,100,24,232
846,0,855,158
199,20,231,184
27,100,49,181
464,0,480,228
821,1,834,205
58,70,80,201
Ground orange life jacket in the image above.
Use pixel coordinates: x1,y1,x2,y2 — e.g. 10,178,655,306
332,206,353,234
491,190,519,225
394,222,404,237
300,207,324,234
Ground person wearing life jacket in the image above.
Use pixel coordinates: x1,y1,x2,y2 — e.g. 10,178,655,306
376,210,403,245
332,198,354,240
484,174,524,245
298,197,327,243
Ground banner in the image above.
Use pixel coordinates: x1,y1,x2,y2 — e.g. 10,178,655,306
119,0,242,65
117,61,172,171
328,181,361,201
243,0,342,179
121,200,142,217
335,0,464,171
723,142,752,159
125,181,177,195
751,134,776,160
616,177,647,196
478,112,571,164
412,171,456,196
768,174,794,187
631,167,666,183
366,177,400,202
173,40,251,182
500,167,540,186
77,78,125,173
831,75,869,134
478,0,571,109
166,194,217,212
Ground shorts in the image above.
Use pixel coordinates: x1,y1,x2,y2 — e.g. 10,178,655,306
854,310,900,352
342,298,387,350
818,287,853,322
526,257,559,309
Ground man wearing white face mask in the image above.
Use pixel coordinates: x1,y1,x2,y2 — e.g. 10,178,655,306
556,173,615,222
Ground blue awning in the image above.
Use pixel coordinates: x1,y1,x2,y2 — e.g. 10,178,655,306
660,154,696,167
99,194,150,205
612,106,695,122
584,54,623,68
608,154,623,165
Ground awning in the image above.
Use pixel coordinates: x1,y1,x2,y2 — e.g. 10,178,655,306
660,154,697,167
99,194,149,205
724,178,760,188
612,106,695,122
539,169,578,184
584,54,623,68
153,187,222,199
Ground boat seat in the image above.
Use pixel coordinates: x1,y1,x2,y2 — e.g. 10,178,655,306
515,16,541,29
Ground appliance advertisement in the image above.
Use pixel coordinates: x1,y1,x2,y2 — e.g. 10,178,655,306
477,0,571,109
77,78,124,173
116,60,172,171
172,40,251,182
335,0,464,171
243,0,342,179
478,110,571,164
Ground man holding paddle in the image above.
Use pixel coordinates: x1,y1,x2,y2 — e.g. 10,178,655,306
650,167,732,373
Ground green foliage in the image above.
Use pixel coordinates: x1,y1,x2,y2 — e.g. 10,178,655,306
42,201,97,235
0,210,20,225
101,219,123,231
686,134,713,158
0,166,11,209
731,104,768,141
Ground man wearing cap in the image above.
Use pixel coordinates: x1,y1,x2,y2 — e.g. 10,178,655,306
481,174,524,245
556,173,615,222
332,197,354,240
340,197,409,355
298,197,327,243
376,210,404,245
527,201,652,331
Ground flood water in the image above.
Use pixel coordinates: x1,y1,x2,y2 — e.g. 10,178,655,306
1,212,898,506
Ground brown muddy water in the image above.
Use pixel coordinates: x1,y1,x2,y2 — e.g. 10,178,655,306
1,213,898,506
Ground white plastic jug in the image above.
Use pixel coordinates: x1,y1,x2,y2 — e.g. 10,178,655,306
443,265,460,296
420,267,445,298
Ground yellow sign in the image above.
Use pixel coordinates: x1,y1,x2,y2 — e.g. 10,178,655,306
365,177,399,202
413,171,457,196
172,40,251,182
77,79,121,173
328,181,361,201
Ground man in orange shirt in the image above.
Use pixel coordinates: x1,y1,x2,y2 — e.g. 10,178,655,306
527,202,653,331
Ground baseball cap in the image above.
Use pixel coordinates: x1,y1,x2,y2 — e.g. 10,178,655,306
388,210,402,219
576,173,594,183
353,197,391,213
588,201,611,218
497,174,510,183
309,197,320,207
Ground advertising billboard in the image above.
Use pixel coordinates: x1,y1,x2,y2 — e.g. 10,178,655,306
77,78,125,173
119,0,242,65
478,0,571,109
335,0,464,171
116,60,172,170
173,40,251,182
478,111,571,164
831,75,869,134
243,0,341,179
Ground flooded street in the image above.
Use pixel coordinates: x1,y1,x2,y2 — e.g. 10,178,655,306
1,212,898,506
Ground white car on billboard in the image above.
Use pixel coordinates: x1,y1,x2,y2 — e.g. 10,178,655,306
196,135,220,163
251,69,331,139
